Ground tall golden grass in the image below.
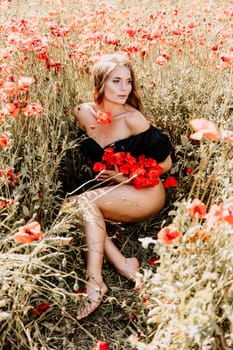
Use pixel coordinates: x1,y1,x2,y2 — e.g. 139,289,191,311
0,0,232,349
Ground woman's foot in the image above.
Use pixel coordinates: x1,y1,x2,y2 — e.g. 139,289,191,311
116,257,143,289
77,279,108,320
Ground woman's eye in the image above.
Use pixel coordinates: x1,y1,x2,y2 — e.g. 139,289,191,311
112,79,132,84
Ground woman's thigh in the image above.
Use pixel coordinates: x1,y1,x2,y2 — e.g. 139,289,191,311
81,182,166,223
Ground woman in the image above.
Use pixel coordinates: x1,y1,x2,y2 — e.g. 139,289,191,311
65,53,172,320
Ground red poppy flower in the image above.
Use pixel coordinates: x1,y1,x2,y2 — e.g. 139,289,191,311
47,61,62,72
102,147,115,165
211,45,218,52
187,198,207,219
105,34,119,45
206,203,233,226
74,288,87,294
131,166,147,177
0,198,14,207
189,118,219,142
22,103,43,116
147,257,160,265
92,340,109,350
131,312,137,320
0,166,19,187
222,208,233,225
125,27,137,38
222,129,233,142
14,221,43,243
33,303,51,315
3,81,17,96
93,162,107,172
157,226,182,245
18,76,35,90
118,163,131,175
220,55,232,64
147,168,163,179
156,54,169,65
93,148,163,189
5,102,20,117
132,175,150,189
186,167,194,174
114,151,127,165
0,133,10,148
140,156,158,169
163,176,178,188
96,111,111,124
125,152,137,167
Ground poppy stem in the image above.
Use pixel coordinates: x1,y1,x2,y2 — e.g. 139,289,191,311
85,172,125,191
89,174,137,203
67,170,106,196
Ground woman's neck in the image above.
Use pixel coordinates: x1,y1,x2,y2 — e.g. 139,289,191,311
99,101,126,118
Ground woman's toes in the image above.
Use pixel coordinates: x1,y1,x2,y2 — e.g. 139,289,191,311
133,272,144,290
76,282,108,320
77,299,100,320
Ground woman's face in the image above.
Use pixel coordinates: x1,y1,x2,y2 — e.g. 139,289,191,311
103,65,132,105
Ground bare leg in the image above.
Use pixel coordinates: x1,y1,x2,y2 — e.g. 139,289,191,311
104,238,143,288
75,196,108,320
64,182,165,319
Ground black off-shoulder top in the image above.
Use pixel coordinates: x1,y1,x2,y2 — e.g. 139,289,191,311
78,125,172,163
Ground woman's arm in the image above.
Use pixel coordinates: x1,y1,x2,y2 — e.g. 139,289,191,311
98,155,172,186
97,170,130,185
126,113,172,174
158,155,172,174
72,104,86,130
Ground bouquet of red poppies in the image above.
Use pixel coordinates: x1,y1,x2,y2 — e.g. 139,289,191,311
93,147,163,189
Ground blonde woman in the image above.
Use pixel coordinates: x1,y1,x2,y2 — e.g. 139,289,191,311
66,53,172,320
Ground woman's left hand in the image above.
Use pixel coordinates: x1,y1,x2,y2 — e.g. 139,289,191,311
97,165,129,184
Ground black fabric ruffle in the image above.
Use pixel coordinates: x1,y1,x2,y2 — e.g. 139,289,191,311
78,125,172,163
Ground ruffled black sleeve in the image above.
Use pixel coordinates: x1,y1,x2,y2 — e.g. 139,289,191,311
78,129,104,162
77,125,172,164
113,125,172,163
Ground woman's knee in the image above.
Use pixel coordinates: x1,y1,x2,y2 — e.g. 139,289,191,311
62,191,94,206
61,195,79,211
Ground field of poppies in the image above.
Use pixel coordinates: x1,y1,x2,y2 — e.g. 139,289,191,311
0,0,232,349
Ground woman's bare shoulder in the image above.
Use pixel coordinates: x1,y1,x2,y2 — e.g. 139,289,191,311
72,102,94,128
73,102,94,117
125,108,150,134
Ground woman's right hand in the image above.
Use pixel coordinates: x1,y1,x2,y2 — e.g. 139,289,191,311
97,166,130,185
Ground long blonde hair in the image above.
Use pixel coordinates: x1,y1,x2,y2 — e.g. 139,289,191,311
93,53,143,112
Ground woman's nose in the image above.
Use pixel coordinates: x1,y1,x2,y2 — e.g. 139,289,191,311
120,82,128,89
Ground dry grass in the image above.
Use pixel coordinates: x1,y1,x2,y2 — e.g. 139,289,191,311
0,0,232,349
